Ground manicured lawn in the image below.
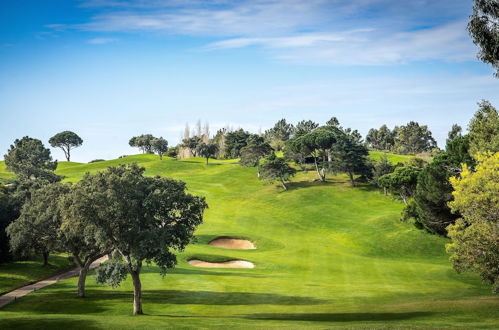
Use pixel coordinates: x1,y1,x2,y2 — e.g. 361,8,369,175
368,151,415,164
0,254,74,295
0,155,497,329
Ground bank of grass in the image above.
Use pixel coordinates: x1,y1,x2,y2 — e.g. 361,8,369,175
0,254,74,295
0,154,498,329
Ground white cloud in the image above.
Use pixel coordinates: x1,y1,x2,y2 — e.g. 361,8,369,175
87,37,118,44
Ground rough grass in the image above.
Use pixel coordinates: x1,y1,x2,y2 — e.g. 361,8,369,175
0,154,498,329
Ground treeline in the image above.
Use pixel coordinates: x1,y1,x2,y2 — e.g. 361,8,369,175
0,136,206,314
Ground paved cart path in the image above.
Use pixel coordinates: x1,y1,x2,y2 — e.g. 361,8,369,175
0,256,108,308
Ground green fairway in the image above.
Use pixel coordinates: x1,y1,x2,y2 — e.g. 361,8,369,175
368,151,416,164
0,155,498,329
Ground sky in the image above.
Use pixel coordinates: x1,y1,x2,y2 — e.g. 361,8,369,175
1,0,498,162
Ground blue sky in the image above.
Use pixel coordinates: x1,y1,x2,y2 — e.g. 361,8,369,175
1,0,498,162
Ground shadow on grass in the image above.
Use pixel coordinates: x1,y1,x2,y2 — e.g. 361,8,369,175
6,290,326,314
285,180,338,191
168,267,264,278
244,311,434,322
0,318,99,330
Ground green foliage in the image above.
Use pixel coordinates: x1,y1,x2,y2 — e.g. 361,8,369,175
379,166,421,205
0,188,17,262
224,129,251,158
393,121,437,154
4,136,59,181
6,183,70,265
446,124,462,145
240,135,273,175
371,154,394,188
468,0,499,77
95,258,128,288
129,134,155,154
294,120,318,137
166,146,178,159
265,118,294,144
151,137,168,160
447,152,499,292
331,132,372,186
196,142,219,164
259,153,296,190
468,100,499,155
366,124,395,151
88,159,105,163
48,131,83,162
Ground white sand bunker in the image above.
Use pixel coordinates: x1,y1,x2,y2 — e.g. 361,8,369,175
208,237,256,250
188,259,255,269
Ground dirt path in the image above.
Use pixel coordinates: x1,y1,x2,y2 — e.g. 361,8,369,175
0,256,108,308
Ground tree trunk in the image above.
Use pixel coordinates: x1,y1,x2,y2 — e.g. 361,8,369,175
257,165,260,178
131,270,143,315
67,148,71,162
77,257,96,298
42,252,49,266
280,178,287,190
383,187,387,195
314,158,324,182
206,157,209,165
348,171,355,187
400,194,408,205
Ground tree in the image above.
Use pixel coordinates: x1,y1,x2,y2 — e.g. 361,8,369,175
166,146,178,159
196,142,219,164
371,154,394,190
224,129,251,158
468,0,499,77
6,183,69,265
49,131,83,162
0,186,17,262
294,120,318,137
447,124,462,145
331,132,372,187
468,100,499,155
265,119,294,150
4,136,59,181
379,166,421,205
366,125,396,151
151,137,168,160
393,121,437,154
65,164,207,314
129,134,155,154
326,116,340,128
259,153,296,190
182,136,203,157
446,152,499,292
407,136,475,235
240,135,273,177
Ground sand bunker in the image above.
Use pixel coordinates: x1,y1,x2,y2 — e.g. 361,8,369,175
188,259,255,269
208,237,256,250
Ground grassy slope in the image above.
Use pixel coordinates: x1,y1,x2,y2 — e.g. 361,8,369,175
368,151,415,164
0,155,498,329
0,254,74,295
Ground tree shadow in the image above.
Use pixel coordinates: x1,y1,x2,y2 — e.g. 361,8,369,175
0,317,99,330
168,267,264,278
6,290,326,314
244,311,435,322
286,180,338,191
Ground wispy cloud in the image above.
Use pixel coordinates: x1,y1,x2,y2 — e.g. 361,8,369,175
87,37,118,44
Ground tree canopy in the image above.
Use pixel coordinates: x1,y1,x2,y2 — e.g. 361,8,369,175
224,129,251,158
468,100,499,155
240,135,273,176
259,153,296,190
129,134,155,154
151,137,168,160
49,131,83,162
196,142,219,164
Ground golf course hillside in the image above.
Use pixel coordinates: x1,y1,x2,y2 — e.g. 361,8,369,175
0,154,497,329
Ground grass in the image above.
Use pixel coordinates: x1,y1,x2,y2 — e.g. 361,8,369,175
368,151,415,164
0,254,74,295
0,154,498,329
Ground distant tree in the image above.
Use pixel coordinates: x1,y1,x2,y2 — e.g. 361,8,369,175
446,124,463,145
224,129,251,158
406,136,475,235
371,155,394,190
468,0,499,77
129,134,155,154
326,116,341,128
265,119,294,150
259,153,296,190
331,133,372,187
379,166,421,205
468,100,499,154
446,152,499,292
4,136,59,182
366,125,396,151
240,135,273,177
67,164,207,314
196,142,219,164
294,120,318,137
393,121,437,154
49,131,83,162
166,146,179,159
182,136,203,156
6,183,69,265
151,137,168,160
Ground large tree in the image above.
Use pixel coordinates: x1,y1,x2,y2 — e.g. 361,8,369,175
0,186,17,262
446,152,499,292
265,119,294,151
366,125,395,151
151,137,168,160
379,166,421,205
468,0,499,77
196,142,219,164
240,135,273,177
224,129,251,158
6,183,69,265
468,100,499,155
49,131,83,162
129,134,155,154
293,120,318,137
259,153,296,190
4,136,59,181
393,121,437,154
66,164,207,314
331,132,372,187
